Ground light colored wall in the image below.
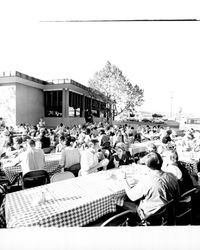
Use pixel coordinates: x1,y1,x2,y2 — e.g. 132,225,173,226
0,84,16,125
16,84,44,125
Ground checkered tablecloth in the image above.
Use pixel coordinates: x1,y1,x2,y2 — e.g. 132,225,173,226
2,166,143,228
1,153,62,184
3,169,127,228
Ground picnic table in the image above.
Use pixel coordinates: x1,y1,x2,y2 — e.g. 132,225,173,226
0,153,62,184
3,164,145,228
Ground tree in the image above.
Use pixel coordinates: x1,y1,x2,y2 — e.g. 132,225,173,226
88,61,144,120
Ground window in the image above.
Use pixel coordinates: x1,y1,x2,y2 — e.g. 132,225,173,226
91,99,100,117
44,91,62,117
69,91,83,117
100,102,106,118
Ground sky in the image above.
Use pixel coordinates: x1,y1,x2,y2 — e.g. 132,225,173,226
1,0,200,116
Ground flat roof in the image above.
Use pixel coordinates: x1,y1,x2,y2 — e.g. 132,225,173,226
0,71,49,85
0,71,112,103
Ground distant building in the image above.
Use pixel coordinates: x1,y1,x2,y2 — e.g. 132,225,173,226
0,71,111,127
179,117,200,130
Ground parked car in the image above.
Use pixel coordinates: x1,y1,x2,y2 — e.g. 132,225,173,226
128,118,139,122
153,118,164,124
141,118,152,123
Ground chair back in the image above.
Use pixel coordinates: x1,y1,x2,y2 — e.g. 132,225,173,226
22,170,50,189
67,163,81,177
101,210,135,227
179,188,197,202
51,171,75,183
139,199,176,226
175,188,197,225
43,147,52,154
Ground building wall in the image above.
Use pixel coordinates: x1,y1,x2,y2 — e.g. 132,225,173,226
0,73,109,127
0,84,16,125
16,84,44,125
44,117,104,128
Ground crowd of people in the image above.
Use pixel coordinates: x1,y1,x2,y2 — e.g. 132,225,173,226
0,117,200,223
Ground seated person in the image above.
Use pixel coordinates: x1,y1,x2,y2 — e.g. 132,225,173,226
55,135,66,153
40,131,51,149
134,133,142,143
84,128,91,146
12,139,45,175
162,150,182,180
162,130,173,144
99,129,110,147
107,142,130,170
80,139,109,176
127,133,135,145
0,142,15,158
38,117,45,128
121,152,180,221
59,138,81,176
177,162,195,195
2,137,25,158
182,132,195,151
138,143,157,164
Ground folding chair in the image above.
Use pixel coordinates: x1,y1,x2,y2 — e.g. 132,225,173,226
136,199,176,226
43,147,52,154
101,199,176,227
22,170,50,189
101,210,136,227
175,188,197,225
67,163,81,177
50,171,75,183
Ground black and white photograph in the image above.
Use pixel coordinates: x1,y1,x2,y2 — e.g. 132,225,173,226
0,0,200,249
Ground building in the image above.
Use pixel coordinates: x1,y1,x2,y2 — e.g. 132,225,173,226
179,117,200,130
0,71,111,127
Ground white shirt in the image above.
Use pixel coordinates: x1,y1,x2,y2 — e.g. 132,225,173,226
80,149,99,176
84,135,91,145
20,148,45,175
124,170,180,219
162,162,182,180
60,147,81,169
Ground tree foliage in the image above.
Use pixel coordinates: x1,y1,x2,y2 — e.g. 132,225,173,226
88,61,144,119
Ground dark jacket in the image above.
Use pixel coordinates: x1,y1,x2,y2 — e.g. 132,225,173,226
107,153,130,170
